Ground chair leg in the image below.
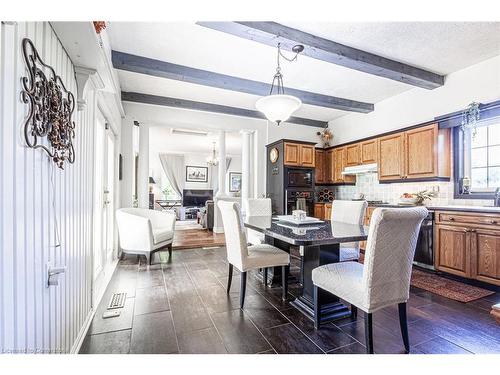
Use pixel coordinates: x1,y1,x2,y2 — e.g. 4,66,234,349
364,312,374,354
351,305,358,320
146,253,151,266
398,302,410,353
239,271,247,309
313,285,320,330
226,264,233,294
281,265,289,301
263,268,268,287
168,244,173,258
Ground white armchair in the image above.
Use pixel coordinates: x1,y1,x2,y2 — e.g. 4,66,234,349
116,208,176,265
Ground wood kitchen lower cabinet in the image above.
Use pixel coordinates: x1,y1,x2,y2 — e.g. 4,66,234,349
313,203,332,220
435,210,500,286
435,224,471,278
324,203,332,220
471,228,500,285
314,204,324,220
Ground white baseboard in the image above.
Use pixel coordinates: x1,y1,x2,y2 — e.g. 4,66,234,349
70,258,119,354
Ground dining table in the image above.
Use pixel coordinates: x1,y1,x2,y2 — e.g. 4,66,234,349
244,216,368,324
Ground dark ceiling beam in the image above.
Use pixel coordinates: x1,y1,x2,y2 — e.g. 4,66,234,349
112,50,373,113
197,22,445,90
121,91,328,128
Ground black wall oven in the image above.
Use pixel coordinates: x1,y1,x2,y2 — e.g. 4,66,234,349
286,168,313,188
285,190,314,216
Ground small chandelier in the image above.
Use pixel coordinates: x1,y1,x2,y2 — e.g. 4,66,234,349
206,142,218,166
256,43,304,125
461,102,481,137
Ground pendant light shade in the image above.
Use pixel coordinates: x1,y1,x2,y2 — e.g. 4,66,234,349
256,94,302,124
256,43,304,125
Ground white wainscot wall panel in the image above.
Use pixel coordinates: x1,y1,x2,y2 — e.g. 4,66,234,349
0,22,95,354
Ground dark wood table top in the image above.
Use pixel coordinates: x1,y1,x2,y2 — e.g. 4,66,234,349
244,217,368,246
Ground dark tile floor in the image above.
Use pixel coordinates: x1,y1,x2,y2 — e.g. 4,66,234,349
80,247,500,354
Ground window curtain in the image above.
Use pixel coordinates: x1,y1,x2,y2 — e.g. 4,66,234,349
159,153,185,198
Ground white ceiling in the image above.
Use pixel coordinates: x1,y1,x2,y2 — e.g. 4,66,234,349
283,22,500,74
108,21,500,126
149,125,242,155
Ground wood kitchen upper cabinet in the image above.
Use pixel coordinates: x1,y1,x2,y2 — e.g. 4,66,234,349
405,125,437,179
300,145,315,167
435,210,500,286
360,139,378,164
315,149,325,184
378,133,405,181
435,224,471,278
405,124,450,179
325,149,334,184
345,143,361,166
284,142,300,166
284,142,315,167
378,123,450,182
332,147,355,184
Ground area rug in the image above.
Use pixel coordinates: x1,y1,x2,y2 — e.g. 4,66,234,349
358,254,494,303
411,269,494,303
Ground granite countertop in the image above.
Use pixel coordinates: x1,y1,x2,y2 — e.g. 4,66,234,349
244,217,368,246
368,203,500,214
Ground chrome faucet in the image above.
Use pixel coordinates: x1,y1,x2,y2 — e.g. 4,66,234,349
495,187,500,207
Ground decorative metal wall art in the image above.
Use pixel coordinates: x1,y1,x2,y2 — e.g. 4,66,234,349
21,38,76,169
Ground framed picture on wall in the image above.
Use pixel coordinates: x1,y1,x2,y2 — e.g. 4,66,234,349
186,166,208,183
229,172,242,192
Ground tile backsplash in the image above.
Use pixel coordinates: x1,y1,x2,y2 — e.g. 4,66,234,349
334,173,493,207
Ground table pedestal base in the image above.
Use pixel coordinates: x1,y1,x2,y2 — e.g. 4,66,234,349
290,242,352,323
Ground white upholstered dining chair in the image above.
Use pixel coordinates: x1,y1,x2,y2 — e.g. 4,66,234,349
313,207,428,354
242,198,272,246
331,200,368,262
116,208,176,265
218,200,290,308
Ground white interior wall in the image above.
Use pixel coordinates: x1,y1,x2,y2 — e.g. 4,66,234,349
121,101,324,206
149,151,242,197
328,55,500,145
329,55,500,206
0,22,104,354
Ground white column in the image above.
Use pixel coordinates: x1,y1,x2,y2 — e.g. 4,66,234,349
137,123,149,208
241,130,253,199
216,130,227,197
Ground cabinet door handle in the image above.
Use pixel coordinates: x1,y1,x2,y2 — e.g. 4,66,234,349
490,220,498,224
449,217,455,221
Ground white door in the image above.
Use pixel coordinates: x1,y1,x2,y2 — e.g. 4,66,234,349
92,110,116,304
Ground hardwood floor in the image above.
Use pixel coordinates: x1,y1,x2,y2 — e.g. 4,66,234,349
172,228,225,250
80,247,500,354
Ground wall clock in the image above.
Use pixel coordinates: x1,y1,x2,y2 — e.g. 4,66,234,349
269,147,279,163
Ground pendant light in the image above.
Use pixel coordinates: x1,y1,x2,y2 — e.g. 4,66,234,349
256,43,304,125
206,142,219,166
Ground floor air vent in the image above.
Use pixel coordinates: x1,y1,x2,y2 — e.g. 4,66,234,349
107,292,127,310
